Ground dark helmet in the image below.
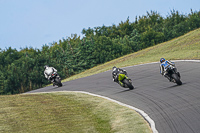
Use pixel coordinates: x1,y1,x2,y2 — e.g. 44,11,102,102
160,58,165,63
112,66,117,71
44,65,49,69
112,66,117,69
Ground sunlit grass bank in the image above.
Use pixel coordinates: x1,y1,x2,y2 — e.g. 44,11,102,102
63,28,200,82
0,92,151,133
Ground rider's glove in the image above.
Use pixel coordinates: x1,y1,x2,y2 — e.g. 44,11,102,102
124,70,127,75
171,62,175,66
53,72,56,74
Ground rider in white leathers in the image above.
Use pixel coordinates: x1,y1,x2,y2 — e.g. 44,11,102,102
44,65,58,85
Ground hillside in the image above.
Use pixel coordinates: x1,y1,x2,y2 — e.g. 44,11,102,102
63,28,200,82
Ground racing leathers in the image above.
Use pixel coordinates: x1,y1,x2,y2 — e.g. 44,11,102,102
160,60,178,81
112,67,128,87
44,66,58,83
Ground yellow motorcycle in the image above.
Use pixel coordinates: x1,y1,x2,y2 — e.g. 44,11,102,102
117,73,134,90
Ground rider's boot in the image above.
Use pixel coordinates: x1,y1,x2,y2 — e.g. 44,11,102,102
51,79,55,86
165,74,172,82
113,76,118,82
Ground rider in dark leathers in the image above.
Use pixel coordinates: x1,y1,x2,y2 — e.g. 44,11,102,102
112,66,129,87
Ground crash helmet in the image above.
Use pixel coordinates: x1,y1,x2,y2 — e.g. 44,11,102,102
160,58,165,63
112,66,117,71
44,65,49,69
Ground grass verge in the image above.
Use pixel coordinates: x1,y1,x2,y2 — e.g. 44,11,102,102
0,92,151,133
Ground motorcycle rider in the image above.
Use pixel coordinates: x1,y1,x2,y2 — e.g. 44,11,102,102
160,58,180,81
112,66,129,87
44,65,59,86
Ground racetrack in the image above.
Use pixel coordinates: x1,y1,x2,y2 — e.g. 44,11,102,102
27,61,200,133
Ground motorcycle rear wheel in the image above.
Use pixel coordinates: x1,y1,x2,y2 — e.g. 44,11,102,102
55,78,62,87
123,79,134,90
172,74,182,85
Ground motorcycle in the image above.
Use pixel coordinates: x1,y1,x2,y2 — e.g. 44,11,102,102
165,65,182,85
51,72,62,87
117,72,134,90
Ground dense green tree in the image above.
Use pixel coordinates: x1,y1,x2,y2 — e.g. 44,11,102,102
0,71,5,94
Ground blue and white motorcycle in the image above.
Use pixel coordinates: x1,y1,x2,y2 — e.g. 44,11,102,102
165,65,182,85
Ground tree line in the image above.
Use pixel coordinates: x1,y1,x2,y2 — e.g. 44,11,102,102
0,9,200,94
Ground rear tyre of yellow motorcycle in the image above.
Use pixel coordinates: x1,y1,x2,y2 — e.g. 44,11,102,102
123,79,134,90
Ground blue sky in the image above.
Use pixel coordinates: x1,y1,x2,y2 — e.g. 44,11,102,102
0,0,200,51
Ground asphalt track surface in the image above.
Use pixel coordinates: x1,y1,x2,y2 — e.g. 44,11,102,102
27,61,200,133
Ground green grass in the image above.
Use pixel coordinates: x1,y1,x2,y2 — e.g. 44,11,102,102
2,28,200,133
63,28,200,82
0,92,151,133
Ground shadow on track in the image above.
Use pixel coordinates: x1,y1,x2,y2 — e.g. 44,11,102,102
160,82,186,90
114,88,134,94
168,82,186,88
48,83,66,91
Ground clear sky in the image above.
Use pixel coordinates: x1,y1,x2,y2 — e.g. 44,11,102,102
0,0,200,51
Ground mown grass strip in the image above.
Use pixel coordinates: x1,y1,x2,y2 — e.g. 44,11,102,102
0,92,151,133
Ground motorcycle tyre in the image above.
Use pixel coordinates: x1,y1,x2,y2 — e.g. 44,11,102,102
172,73,182,85
123,79,134,90
55,77,62,87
